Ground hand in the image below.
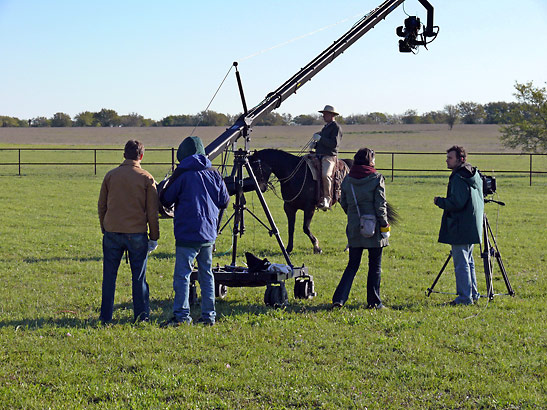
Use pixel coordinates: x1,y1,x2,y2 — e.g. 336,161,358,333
380,224,390,239
148,240,158,253
312,133,321,142
381,231,390,239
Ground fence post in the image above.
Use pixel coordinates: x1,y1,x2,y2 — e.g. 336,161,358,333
94,149,97,175
530,154,532,186
171,147,175,171
18,149,21,176
391,152,394,182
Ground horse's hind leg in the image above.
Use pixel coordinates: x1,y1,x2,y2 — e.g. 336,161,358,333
303,208,321,254
284,204,296,254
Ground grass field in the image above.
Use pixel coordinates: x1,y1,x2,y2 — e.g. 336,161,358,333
0,129,546,409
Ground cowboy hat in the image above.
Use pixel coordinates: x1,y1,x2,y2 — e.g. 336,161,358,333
318,105,339,116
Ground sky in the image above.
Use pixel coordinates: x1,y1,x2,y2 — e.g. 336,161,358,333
1,0,547,121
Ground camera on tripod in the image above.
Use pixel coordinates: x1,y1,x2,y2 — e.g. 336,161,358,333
479,172,496,197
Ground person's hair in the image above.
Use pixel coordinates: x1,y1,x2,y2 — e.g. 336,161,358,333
124,140,144,160
446,145,466,162
354,148,375,166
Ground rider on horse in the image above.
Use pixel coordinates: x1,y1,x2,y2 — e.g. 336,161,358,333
312,105,343,210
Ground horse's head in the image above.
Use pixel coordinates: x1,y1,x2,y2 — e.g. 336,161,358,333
248,152,273,193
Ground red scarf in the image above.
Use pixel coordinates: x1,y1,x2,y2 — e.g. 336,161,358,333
348,164,376,179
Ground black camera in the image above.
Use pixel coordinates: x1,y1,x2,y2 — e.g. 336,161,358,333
397,16,421,53
481,173,496,196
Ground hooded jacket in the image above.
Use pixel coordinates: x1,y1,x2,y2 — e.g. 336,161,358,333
436,163,484,245
340,168,389,248
160,154,229,247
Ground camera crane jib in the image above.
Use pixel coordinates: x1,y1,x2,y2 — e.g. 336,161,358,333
183,0,438,307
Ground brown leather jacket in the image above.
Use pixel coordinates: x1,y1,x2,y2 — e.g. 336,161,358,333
98,159,160,240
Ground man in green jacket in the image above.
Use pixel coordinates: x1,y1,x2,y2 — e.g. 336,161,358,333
434,145,484,305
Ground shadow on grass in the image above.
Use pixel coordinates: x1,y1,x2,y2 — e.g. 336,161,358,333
0,292,426,330
0,298,174,330
22,256,102,263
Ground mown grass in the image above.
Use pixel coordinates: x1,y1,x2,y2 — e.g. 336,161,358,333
0,152,546,409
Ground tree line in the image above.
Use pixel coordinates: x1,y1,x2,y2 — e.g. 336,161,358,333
2,82,545,153
0,102,518,128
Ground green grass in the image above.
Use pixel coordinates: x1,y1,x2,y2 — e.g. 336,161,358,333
0,153,546,409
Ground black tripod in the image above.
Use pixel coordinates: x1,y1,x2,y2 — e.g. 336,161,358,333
219,148,293,267
427,201,515,300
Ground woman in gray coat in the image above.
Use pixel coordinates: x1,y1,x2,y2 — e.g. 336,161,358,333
332,148,390,309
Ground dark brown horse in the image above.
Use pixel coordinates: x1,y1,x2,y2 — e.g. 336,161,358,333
248,149,352,254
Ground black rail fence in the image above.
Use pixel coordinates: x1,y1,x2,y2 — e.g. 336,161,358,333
0,147,546,185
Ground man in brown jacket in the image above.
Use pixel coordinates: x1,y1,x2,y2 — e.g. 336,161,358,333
98,140,160,323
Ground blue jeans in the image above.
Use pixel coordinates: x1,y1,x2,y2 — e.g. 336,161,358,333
173,245,215,324
100,232,150,322
452,244,479,304
333,247,383,308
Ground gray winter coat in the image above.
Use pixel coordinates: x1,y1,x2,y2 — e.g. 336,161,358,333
340,173,389,248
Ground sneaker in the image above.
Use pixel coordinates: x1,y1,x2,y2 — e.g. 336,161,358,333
447,300,473,306
160,317,188,328
196,318,215,326
367,303,386,310
330,302,343,310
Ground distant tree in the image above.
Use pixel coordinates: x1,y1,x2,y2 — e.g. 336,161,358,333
500,82,547,153
161,115,193,126
343,114,366,125
281,113,292,125
457,101,485,124
255,112,287,126
0,116,28,127
30,117,50,127
444,104,459,130
483,101,519,124
386,114,402,124
119,112,145,127
367,112,388,124
74,111,95,127
293,114,321,125
142,118,156,127
401,109,419,124
93,108,120,127
420,110,448,124
50,112,72,127
195,110,230,126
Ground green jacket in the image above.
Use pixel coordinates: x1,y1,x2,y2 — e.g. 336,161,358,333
340,173,389,248
436,163,484,245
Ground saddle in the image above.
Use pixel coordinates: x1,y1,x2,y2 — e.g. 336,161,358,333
303,154,349,207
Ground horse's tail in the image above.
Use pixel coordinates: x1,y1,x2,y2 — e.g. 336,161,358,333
386,202,400,226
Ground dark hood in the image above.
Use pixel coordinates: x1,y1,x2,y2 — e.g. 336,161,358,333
454,163,481,189
177,154,211,172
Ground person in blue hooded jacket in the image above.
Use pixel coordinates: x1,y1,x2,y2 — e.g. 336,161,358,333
434,145,484,305
160,136,229,326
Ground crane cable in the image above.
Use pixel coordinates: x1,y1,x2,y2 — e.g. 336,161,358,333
189,63,235,137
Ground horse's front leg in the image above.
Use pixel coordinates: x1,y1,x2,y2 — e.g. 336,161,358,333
303,207,321,254
284,203,296,254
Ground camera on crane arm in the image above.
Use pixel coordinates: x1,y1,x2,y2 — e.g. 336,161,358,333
396,0,439,53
